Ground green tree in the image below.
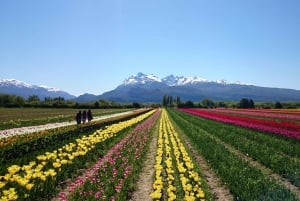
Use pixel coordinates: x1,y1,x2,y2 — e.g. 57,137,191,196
176,96,181,104
238,98,255,108
217,101,227,108
14,96,25,107
0,94,14,107
94,101,100,108
28,95,40,102
275,101,283,109
132,102,141,108
201,98,215,108
185,100,195,108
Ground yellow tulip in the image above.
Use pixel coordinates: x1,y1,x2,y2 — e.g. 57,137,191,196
7,165,21,175
0,181,5,189
25,183,34,190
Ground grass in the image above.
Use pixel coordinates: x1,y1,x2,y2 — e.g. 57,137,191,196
0,108,132,130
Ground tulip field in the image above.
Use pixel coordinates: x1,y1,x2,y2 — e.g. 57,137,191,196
179,108,300,139
0,109,156,201
150,109,206,201
170,108,300,200
1,107,300,200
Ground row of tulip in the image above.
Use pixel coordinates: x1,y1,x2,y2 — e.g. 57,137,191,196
175,108,300,188
151,109,206,201
179,108,300,140
209,108,300,121
0,110,137,147
168,108,299,200
0,110,156,201
0,109,148,173
62,109,160,201
228,108,300,115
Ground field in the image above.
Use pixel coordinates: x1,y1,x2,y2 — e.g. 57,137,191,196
0,107,300,201
0,108,132,130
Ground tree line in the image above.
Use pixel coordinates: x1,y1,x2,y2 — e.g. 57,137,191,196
161,95,299,109
2,93,298,109
0,94,144,109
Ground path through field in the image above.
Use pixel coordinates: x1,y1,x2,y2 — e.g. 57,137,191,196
129,120,159,201
131,111,234,201
170,118,234,201
0,111,133,139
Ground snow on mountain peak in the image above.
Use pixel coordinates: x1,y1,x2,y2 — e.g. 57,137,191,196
216,79,250,85
121,73,247,87
162,75,210,86
0,78,34,88
123,72,162,85
0,78,61,92
38,85,61,92
176,76,209,85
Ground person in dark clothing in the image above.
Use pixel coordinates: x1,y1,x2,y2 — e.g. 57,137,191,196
76,110,82,124
82,110,87,123
87,109,93,122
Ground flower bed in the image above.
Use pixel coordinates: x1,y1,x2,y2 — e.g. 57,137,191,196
151,109,206,201
64,109,160,201
179,108,300,140
0,110,155,201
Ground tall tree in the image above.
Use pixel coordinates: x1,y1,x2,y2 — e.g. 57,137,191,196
275,101,283,109
201,98,215,108
238,98,255,108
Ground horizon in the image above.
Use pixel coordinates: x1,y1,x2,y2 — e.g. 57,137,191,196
1,1,300,96
2,72,300,98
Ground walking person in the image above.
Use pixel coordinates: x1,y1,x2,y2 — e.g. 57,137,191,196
76,110,82,125
87,109,93,122
82,110,87,123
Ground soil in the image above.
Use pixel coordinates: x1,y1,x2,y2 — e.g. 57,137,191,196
182,138,234,201
129,116,234,201
171,121,234,201
51,111,300,201
128,124,158,201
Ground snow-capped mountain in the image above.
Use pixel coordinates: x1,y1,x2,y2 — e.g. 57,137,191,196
98,72,300,103
0,79,76,99
3,74,300,103
120,72,238,87
0,79,34,88
122,72,162,85
162,75,210,86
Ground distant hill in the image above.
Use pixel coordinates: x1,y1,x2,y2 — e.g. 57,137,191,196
2,73,300,103
97,72,300,102
75,93,99,102
0,79,76,100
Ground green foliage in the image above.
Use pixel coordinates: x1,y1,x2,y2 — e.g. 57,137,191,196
238,98,255,108
167,108,299,200
132,102,142,108
201,98,215,108
177,100,195,108
0,94,142,109
275,101,283,109
0,113,141,174
0,94,25,107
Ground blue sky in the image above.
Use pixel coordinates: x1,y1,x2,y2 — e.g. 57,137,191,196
1,0,300,96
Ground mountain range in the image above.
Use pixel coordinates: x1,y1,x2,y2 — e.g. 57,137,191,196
0,79,76,100
1,73,300,103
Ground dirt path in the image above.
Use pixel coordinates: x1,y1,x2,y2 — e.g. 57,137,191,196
170,119,234,201
183,138,234,201
51,111,158,201
129,112,235,201
0,111,133,139
128,121,158,201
